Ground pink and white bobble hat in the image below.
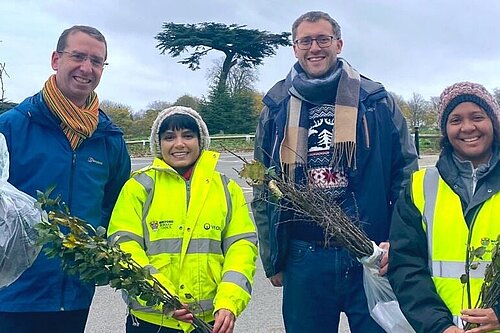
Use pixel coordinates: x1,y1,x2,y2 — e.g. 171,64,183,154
437,81,500,134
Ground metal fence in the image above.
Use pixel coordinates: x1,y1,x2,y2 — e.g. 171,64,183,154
412,128,440,156
126,134,256,156
126,131,441,156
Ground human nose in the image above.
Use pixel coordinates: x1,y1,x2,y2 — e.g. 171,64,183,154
78,57,94,72
461,119,476,132
173,136,186,147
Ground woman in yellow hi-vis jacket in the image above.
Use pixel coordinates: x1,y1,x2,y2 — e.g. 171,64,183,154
388,82,500,333
108,106,257,333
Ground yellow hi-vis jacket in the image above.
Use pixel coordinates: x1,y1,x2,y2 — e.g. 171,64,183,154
412,167,500,327
108,151,258,332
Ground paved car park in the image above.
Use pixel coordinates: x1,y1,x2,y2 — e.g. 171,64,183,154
85,153,438,332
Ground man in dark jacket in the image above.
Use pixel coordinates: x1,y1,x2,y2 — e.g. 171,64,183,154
252,11,418,333
0,25,131,333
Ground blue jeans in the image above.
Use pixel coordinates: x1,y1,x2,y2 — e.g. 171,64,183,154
0,309,89,333
126,315,214,333
282,240,385,333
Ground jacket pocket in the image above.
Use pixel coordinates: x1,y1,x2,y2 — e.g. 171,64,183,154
286,240,313,264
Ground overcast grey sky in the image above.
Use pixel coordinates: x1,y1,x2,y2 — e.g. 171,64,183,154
1,0,500,112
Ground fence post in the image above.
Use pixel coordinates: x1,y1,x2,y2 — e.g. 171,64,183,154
414,126,420,158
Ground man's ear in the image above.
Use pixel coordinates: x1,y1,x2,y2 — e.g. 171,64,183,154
292,44,299,59
335,39,344,55
51,51,60,71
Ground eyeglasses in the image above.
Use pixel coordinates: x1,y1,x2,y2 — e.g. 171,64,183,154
57,51,108,68
294,35,338,50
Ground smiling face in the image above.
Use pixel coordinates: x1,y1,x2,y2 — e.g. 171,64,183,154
293,19,343,78
51,31,106,106
160,128,201,173
446,102,494,167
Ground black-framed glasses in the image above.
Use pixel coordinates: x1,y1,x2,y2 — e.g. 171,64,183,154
57,51,108,68
294,35,338,50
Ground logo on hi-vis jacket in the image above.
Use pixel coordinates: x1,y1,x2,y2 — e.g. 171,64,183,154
203,223,221,231
149,220,174,232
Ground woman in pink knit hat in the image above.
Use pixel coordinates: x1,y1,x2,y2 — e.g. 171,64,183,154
388,82,500,333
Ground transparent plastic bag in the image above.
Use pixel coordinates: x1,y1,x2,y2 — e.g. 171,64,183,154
0,133,42,289
359,242,415,333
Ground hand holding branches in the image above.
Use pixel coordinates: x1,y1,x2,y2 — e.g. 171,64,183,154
35,187,213,333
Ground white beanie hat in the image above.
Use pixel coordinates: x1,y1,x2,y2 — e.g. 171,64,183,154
149,106,210,157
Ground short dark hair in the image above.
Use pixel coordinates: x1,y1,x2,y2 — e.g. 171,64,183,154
158,114,200,141
56,25,107,59
292,11,341,41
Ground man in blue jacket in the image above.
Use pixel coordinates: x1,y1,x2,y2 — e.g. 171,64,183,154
252,11,418,333
0,25,131,333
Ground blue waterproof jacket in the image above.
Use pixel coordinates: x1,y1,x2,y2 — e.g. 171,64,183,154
252,76,418,277
0,92,131,312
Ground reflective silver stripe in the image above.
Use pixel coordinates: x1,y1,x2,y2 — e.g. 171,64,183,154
129,297,214,315
147,238,183,255
431,260,487,278
186,238,223,255
423,166,439,229
144,264,160,274
128,297,156,313
220,174,232,230
222,232,258,255
222,270,252,294
423,166,439,274
188,298,214,315
108,231,145,249
133,173,155,250
146,238,223,256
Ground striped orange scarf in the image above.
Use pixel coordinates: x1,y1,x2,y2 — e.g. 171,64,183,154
42,75,99,150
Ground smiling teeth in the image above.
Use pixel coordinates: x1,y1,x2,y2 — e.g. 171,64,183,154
463,137,479,142
74,77,91,83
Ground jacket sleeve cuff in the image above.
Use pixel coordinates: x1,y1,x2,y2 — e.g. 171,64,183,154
493,303,500,324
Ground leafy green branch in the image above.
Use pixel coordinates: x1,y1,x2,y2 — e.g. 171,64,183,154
34,187,212,333
464,234,500,330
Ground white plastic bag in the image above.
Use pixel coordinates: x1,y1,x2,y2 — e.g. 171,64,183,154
0,133,42,289
359,242,415,333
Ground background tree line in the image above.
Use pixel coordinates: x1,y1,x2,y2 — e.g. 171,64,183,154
1,23,500,139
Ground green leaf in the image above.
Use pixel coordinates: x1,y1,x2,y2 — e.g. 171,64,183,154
474,246,486,259
109,278,122,289
238,159,267,185
33,189,214,333
481,238,491,247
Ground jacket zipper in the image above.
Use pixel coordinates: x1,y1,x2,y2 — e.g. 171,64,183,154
270,130,280,163
68,152,76,208
185,179,191,211
60,151,77,311
362,114,370,149
471,168,478,194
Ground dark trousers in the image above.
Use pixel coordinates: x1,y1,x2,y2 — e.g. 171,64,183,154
126,315,213,333
282,240,386,333
0,309,90,333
